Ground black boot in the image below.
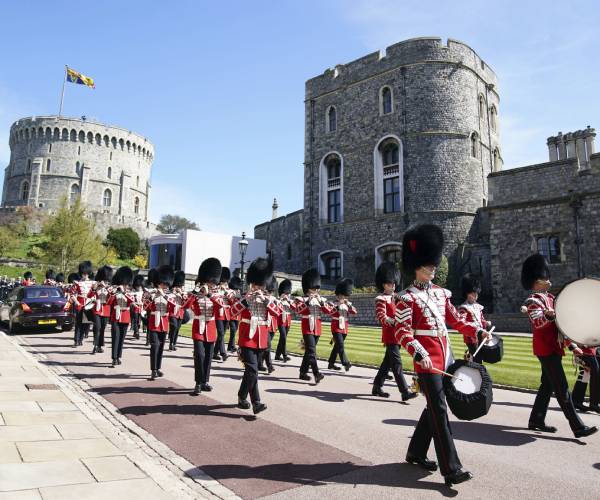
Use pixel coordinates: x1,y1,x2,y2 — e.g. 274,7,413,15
344,362,352,372
328,364,341,371
91,346,97,355
191,384,201,396
528,422,557,433
111,359,116,367
252,402,267,415
372,386,390,398
314,373,324,384
406,453,438,472
156,370,164,378
574,426,598,438
402,391,418,402
201,383,212,392
98,347,104,353
150,370,157,380
237,398,251,410
299,373,311,381
444,470,473,487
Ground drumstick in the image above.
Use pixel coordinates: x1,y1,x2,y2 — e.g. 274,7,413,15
472,326,496,359
431,367,463,380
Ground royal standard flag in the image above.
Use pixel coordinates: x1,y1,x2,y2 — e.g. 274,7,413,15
66,67,95,88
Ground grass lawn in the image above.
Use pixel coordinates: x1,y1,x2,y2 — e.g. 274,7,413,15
180,321,580,391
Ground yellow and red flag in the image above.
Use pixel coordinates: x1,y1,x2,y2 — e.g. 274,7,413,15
66,67,95,89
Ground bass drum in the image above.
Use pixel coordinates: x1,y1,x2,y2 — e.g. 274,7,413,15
479,334,504,364
443,360,493,421
555,278,600,347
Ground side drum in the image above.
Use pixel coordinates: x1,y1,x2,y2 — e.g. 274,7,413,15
479,334,504,364
443,360,493,421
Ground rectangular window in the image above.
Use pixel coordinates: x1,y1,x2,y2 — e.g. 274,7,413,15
327,189,340,223
326,256,342,280
383,177,400,213
537,236,561,264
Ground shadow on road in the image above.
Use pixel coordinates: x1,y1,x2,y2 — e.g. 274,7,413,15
267,387,410,404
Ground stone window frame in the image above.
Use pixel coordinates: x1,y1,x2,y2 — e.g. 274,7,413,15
318,249,343,280
470,132,480,158
107,166,112,179
478,93,486,120
379,85,394,116
69,183,80,205
134,196,140,215
373,134,404,215
374,241,403,270
325,105,337,133
492,147,502,172
45,159,51,173
20,180,30,201
319,151,344,225
489,105,498,133
102,188,112,208
535,234,563,264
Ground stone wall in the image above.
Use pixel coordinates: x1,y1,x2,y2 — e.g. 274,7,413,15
254,210,304,275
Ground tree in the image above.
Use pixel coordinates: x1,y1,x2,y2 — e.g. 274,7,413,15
432,255,449,288
105,227,140,259
156,214,199,234
0,226,17,257
41,198,106,273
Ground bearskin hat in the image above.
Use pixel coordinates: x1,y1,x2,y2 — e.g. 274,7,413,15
402,224,444,273
45,269,55,280
521,254,550,290
246,258,273,286
197,258,222,285
67,272,80,284
375,262,401,292
278,278,292,296
335,278,354,297
95,266,113,283
133,274,145,288
461,274,482,299
266,276,278,293
155,265,174,287
220,267,231,283
112,266,133,286
173,270,186,288
147,268,158,288
23,271,33,280
55,273,65,283
302,268,321,294
229,276,243,291
78,260,93,276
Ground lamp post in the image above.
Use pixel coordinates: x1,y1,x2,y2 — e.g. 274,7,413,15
238,231,249,292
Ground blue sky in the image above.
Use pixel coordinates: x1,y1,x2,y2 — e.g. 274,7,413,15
0,0,598,235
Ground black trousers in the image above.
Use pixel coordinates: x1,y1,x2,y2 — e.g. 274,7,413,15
93,315,108,348
408,373,462,476
328,332,349,367
111,322,127,361
466,342,483,363
215,320,228,357
148,331,167,371
239,347,262,404
300,334,320,376
168,317,182,347
228,320,239,350
572,355,600,407
193,340,215,384
275,324,289,359
530,354,585,432
374,344,410,394
261,331,275,369
74,310,91,344
131,309,141,337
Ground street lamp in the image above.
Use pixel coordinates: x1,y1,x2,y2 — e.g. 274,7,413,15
238,231,249,292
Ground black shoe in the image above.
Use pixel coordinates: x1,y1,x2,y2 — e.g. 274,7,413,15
111,360,116,367
201,383,213,392
98,347,104,353
117,358,122,365
328,364,341,371
134,334,140,340
173,345,177,351
78,341,83,346
274,355,282,361
91,347,97,355
402,391,418,402
284,356,291,362
406,453,438,472
267,365,275,374
157,370,164,377
168,344,174,351
72,343,78,348
191,384,201,396
252,402,267,415
228,347,236,353
221,353,228,361
528,422,557,433
345,363,352,372
575,403,590,413
444,470,473,487
299,373,311,381
574,425,598,438
385,374,393,380
258,365,267,372
372,386,390,398
314,373,325,384
213,354,221,361
237,398,251,410
150,370,157,380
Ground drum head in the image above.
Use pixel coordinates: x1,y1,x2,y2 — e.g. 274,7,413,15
487,336,499,347
452,366,482,395
555,278,600,346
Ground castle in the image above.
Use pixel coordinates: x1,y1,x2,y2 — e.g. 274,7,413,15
255,37,599,316
2,115,156,238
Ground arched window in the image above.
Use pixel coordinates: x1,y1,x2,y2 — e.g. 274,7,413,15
374,136,403,215
111,137,117,149
471,132,479,158
380,86,393,115
61,128,68,140
53,128,60,140
21,181,29,201
326,106,337,133
78,130,85,142
318,250,343,280
107,167,112,179
69,184,80,204
46,159,51,172
102,189,112,207
119,139,124,151
319,153,343,224
134,197,140,214
490,105,497,132
103,135,109,147
70,129,77,141
95,134,101,145
493,148,501,171
375,242,403,269
87,132,93,144
478,94,485,118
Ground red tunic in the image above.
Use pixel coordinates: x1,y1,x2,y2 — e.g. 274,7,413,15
292,296,333,336
524,292,566,357
169,289,187,320
107,291,134,324
277,295,293,328
457,302,488,346
144,291,175,333
268,297,280,333
90,284,112,317
395,284,480,374
230,292,280,350
71,280,96,311
375,293,397,344
183,293,224,342
214,286,232,321
330,301,357,334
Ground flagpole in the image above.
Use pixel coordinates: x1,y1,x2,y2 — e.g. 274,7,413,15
58,65,68,116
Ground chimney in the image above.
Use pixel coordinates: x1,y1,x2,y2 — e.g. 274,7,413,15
271,198,279,220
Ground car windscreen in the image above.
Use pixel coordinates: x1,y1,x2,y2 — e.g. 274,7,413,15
24,288,63,299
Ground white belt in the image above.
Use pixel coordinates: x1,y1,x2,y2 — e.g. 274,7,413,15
151,310,167,328
194,315,214,334
338,316,346,330
241,317,269,339
413,329,447,338
281,311,289,322
301,314,319,332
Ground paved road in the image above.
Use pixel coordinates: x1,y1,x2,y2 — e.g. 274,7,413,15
16,328,600,499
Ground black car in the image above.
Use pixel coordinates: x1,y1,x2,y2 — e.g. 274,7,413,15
0,286,74,334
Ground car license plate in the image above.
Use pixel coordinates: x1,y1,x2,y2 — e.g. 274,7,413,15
38,319,57,325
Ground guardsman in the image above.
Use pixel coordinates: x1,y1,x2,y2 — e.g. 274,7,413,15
292,268,333,384
395,224,489,487
227,276,243,352
328,278,356,372
458,274,492,363
183,258,226,395
130,274,145,340
275,279,293,362
168,271,187,351
572,346,600,413
259,276,278,374
521,254,597,438
22,271,35,286
214,267,232,361
107,266,134,367
71,261,95,347
90,266,113,355
43,269,57,286
372,262,415,401
144,265,175,380
229,258,279,415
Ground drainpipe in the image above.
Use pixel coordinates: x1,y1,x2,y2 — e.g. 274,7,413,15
570,194,584,277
